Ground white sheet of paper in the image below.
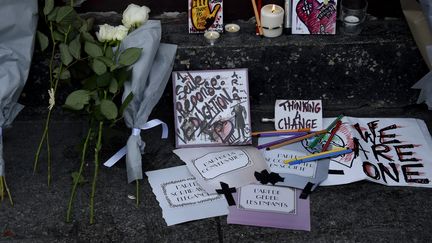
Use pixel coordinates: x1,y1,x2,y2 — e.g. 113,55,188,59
146,165,228,226
174,146,268,193
239,184,296,214
274,99,322,130
263,149,317,177
321,117,432,188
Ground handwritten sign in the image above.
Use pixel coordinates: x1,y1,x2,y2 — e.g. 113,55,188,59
274,99,322,130
263,149,317,177
239,184,296,214
163,178,221,207
193,149,251,179
173,69,252,147
188,0,223,33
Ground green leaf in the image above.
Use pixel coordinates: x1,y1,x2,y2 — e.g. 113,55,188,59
69,36,81,59
100,99,118,120
36,31,49,51
105,47,114,59
53,31,64,41
59,43,73,66
85,42,103,57
43,0,55,15
119,92,134,115
109,79,118,94
56,6,75,24
64,90,90,110
47,7,59,21
96,72,112,87
97,56,115,70
71,171,86,185
81,32,95,43
54,68,71,80
115,67,132,88
118,48,142,66
83,76,97,91
92,59,107,75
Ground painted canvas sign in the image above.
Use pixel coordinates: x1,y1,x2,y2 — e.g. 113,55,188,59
172,69,251,147
320,117,432,187
274,99,323,130
173,146,268,193
188,0,223,33
292,0,337,34
227,184,311,230
146,165,228,226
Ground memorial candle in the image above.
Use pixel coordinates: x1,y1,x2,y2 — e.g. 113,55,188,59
261,4,284,38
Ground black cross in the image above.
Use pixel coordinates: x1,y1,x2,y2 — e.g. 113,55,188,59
215,182,237,206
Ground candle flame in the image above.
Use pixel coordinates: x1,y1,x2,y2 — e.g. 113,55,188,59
271,4,276,13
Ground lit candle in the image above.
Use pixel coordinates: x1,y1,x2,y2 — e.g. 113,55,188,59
261,4,284,38
204,31,220,45
225,23,240,34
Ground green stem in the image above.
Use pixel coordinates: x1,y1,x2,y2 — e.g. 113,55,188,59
34,109,52,173
66,127,92,223
136,180,139,207
0,176,13,205
90,121,103,224
46,130,51,187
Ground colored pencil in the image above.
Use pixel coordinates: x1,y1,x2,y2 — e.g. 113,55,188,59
251,0,263,35
256,133,309,150
265,130,327,150
284,148,352,165
321,120,342,152
252,128,310,136
308,114,344,149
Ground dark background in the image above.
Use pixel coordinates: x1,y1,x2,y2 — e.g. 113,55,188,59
77,0,403,20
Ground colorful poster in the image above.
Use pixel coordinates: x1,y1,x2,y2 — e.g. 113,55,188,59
292,0,338,34
321,117,432,187
274,99,323,130
172,69,252,147
188,0,223,33
173,146,268,193
227,184,311,230
146,165,229,226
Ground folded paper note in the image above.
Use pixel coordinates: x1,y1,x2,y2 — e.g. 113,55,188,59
227,184,310,230
259,137,330,191
172,69,252,147
321,117,432,187
146,165,228,226
174,146,268,193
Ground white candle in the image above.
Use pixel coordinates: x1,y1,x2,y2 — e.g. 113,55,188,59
261,4,284,38
344,16,360,24
204,31,220,45
225,23,240,34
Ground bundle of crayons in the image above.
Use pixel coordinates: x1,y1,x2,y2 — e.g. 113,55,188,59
253,115,352,165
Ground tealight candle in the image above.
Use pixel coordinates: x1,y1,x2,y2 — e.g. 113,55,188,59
261,4,284,38
225,23,240,34
204,31,220,45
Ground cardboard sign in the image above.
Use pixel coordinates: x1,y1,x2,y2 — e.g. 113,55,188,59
172,69,252,147
188,0,223,33
274,99,323,130
291,0,337,34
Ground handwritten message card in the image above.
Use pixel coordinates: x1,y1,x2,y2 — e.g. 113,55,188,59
228,184,310,230
292,0,337,35
259,138,330,191
146,165,228,226
275,99,322,130
321,117,432,188
172,69,252,147
174,146,268,193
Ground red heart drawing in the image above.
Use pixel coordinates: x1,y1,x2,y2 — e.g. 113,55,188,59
213,120,234,144
296,0,337,34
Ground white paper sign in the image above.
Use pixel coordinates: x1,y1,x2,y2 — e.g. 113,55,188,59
274,99,322,130
146,165,228,226
239,184,296,214
193,149,251,179
263,149,317,178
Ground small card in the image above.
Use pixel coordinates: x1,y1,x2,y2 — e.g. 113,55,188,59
274,99,323,130
146,165,228,226
174,146,268,193
291,0,338,35
188,0,223,33
227,184,311,230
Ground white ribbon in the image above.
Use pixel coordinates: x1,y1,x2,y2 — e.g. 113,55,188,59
103,119,168,167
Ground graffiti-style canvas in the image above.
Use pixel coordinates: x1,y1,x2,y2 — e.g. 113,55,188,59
188,0,223,33
172,69,252,147
292,0,338,34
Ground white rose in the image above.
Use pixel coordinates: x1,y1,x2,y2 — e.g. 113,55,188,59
96,24,116,42
113,25,129,41
122,4,150,29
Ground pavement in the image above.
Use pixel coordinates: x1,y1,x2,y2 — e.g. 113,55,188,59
0,104,431,242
